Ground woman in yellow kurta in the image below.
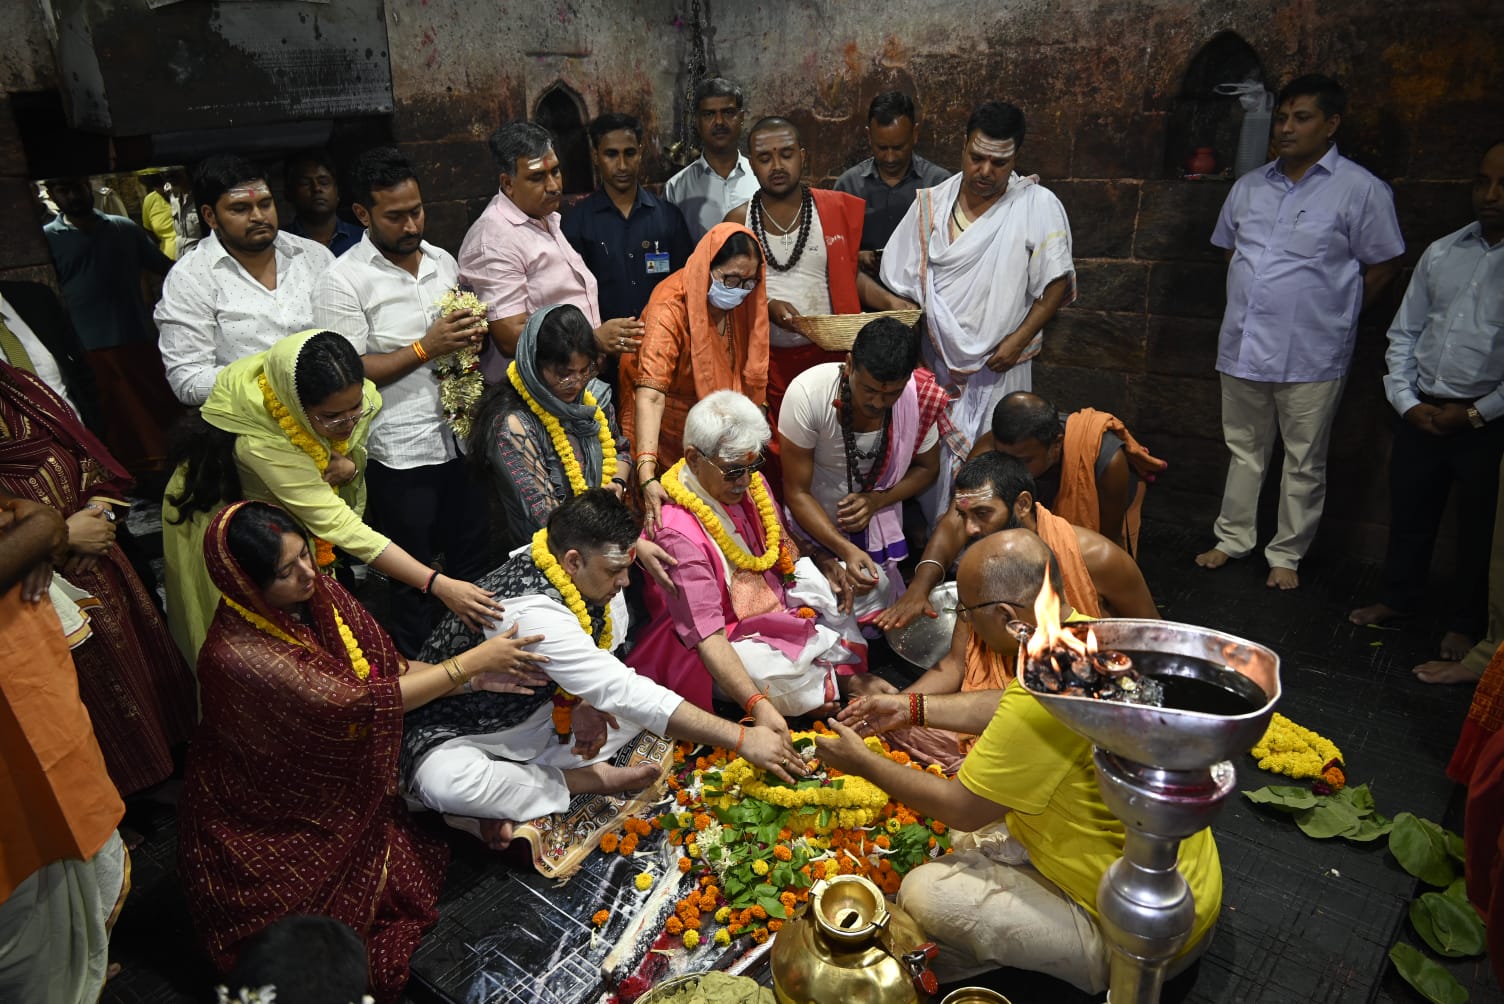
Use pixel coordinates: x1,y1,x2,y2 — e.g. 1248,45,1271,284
162,329,502,664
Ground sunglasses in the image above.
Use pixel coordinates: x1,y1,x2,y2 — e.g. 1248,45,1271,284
707,454,767,482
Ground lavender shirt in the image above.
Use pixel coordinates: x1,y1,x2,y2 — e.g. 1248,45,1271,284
1211,145,1404,383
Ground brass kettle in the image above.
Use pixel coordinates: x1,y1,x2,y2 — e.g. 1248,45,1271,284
770,874,939,1004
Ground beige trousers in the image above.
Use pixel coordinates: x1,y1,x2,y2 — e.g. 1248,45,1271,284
1211,373,1347,569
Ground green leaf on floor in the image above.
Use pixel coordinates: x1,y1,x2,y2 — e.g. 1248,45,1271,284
1443,877,1469,903
1295,798,1361,839
1389,942,1469,1004
1443,828,1466,864
1344,814,1395,842
1244,785,1318,811
1410,891,1487,958
1390,813,1459,887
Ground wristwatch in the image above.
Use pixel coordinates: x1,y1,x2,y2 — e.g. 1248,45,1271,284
1468,405,1486,429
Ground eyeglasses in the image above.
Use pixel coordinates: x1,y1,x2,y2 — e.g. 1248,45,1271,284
707,453,767,482
945,598,1029,622
711,270,760,291
311,406,372,433
546,362,599,390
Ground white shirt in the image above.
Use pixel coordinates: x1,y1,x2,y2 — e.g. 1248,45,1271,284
155,230,335,405
663,153,761,243
778,362,939,518
0,293,78,415
1383,222,1504,421
313,233,459,469
762,206,832,348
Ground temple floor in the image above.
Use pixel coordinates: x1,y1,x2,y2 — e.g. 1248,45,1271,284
101,511,1503,1004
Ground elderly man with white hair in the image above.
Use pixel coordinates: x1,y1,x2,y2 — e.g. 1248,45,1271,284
627,391,874,742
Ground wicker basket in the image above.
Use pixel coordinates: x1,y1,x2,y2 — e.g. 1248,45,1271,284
787,309,923,352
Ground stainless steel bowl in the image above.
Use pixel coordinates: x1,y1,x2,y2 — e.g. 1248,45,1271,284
883,582,958,668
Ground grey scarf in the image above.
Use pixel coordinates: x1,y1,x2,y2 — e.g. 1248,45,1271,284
516,304,609,487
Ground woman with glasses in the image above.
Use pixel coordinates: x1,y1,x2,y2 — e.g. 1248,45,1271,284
627,391,872,733
622,222,769,531
162,329,504,664
467,304,629,550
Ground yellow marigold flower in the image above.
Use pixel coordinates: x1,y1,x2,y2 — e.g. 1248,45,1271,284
715,906,732,923
752,859,770,876
635,872,654,891
714,927,731,946
682,928,701,949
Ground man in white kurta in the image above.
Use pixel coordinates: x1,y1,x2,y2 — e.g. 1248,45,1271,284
402,490,803,846
881,101,1074,519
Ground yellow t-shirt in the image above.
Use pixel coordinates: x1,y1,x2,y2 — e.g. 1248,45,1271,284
958,679,1222,953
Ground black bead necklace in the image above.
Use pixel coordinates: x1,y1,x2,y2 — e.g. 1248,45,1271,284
840,366,891,493
751,185,814,273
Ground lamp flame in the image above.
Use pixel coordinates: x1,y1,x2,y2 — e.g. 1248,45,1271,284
1026,572,1089,661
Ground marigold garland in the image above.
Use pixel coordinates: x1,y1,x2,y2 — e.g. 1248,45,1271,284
531,526,611,741
506,361,618,494
661,459,781,573
717,734,890,832
432,288,488,440
258,371,349,568
224,596,369,679
1251,712,1343,781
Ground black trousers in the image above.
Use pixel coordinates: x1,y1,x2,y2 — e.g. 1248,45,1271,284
365,456,492,657
1379,414,1504,637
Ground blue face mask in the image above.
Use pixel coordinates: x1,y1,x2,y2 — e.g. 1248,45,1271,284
707,279,753,310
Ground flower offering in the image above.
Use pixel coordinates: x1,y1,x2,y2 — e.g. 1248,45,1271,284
433,287,487,439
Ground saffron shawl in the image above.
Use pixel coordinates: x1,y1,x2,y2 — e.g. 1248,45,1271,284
178,501,445,1002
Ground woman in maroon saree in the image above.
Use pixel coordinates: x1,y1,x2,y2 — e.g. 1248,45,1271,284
179,501,548,1001
0,359,195,795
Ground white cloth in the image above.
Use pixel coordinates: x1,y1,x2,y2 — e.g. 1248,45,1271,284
408,587,682,822
764,207,831,348
312,233,460,469
0,831,125,1004
0,294,78,416
664,154,761,243
1211,372,1347,568
880,172,1074,507
1382,221,1504,421
154,230,335,405
778,362,939,519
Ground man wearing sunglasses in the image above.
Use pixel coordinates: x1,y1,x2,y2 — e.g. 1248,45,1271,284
820,529,1221,994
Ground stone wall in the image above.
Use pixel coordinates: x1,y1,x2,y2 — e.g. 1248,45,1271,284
3,0,1501,555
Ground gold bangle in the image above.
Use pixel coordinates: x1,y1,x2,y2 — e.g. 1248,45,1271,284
443,658,464,684
412,340,430,363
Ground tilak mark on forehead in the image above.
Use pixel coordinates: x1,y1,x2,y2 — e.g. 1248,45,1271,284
968,136,1016,161
953,487,996,511
227,182,272,201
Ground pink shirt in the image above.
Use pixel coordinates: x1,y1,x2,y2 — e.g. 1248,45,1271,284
457,190,602,326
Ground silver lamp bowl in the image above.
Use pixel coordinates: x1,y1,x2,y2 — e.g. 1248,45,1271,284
883,582,957,669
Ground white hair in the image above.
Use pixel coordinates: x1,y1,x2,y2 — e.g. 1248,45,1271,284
682,390,770,460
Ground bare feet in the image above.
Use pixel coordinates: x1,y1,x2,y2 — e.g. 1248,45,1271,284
1266,567,1299,590
1413,660,1482,685
1195,548,1232,569
562,761,661,798
479,818,515,851
1439,632,1476,662
1349,602,1404,626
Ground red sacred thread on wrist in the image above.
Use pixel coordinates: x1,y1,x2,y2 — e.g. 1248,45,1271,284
733,724,746,755
909,692,922,727
743,692,767,717
422,569,440,595
411,340,430,363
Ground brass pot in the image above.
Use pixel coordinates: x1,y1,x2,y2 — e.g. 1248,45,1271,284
770,874,933,1004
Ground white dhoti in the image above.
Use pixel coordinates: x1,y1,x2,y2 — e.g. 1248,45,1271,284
881,171,1075,521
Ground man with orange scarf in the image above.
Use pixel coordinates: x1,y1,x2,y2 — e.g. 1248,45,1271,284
858,452,1157,770
725,117,913,424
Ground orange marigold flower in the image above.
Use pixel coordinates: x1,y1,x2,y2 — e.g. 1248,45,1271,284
931,820,947,835
773,845,792,862
700,875,715,887
678,857,693,873
750,904,768,920
683,914,702,930
890,751,911,766
676,790,692,805
779,891,798,911
729,924,745,936
810,861,827,880
591,909,609,927
599,833,619,853
767,920,784,932
665,916,684,935
620,835,639,855
751,928,770,944
778,828,793,841
693,813,713,832
928,836,937,849
875,835,891,849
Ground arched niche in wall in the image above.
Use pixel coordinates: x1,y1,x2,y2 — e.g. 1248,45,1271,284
1164,31,1266,179
535,83,594,195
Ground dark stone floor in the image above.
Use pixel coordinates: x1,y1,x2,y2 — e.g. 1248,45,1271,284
98,515,1502,1004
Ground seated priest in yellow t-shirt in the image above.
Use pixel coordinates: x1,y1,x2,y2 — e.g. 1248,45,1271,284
816,528,1221,993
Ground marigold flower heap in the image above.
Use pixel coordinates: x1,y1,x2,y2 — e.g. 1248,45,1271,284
588,724,952,946
1251,712,1344,790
